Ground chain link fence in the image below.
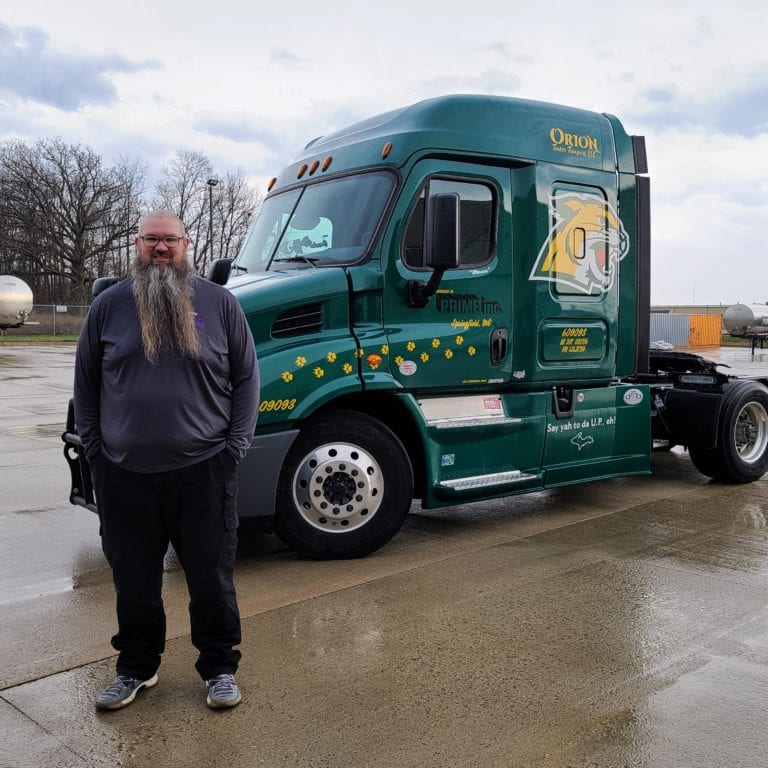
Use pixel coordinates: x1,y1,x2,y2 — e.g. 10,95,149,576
1,304,89,337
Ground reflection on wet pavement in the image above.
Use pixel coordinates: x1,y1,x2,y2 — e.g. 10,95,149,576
2,344,768,767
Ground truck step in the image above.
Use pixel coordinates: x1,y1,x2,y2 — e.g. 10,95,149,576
438,469,539,491
427,415,523,429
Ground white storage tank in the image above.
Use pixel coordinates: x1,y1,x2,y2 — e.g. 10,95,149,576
723,303,768,336
0,276,34,329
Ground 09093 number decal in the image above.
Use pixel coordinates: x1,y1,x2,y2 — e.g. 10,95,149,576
259,398,297,413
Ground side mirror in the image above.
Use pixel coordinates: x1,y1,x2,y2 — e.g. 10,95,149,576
425,193,460,270
408,193,460,308
206,258,233,285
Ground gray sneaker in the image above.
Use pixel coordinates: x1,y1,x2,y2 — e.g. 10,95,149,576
206,673,241,709
96,673,158,710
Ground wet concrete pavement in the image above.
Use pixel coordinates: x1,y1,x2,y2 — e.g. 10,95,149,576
2,345,768,767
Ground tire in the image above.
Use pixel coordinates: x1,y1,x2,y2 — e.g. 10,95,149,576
688,380,768,483
274,410,413,559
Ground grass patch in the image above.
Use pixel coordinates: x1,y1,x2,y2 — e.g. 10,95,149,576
0,334,79,343
719,335,755,347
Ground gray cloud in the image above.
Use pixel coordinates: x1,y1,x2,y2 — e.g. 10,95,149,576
632,71,768,137
195,116,286,146
194,112,315,172
419,69,523,98
269,48,303,66
0,22,160,111
483,42,532,66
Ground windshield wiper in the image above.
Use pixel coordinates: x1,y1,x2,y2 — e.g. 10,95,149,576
231,263,248,273
271,255,319,268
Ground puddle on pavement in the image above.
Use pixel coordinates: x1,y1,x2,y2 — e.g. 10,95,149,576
0,424,64,438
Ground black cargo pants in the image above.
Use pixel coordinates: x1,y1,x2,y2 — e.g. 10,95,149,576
91,451,241,681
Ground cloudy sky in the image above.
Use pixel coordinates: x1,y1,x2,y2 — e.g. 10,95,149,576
1,0,767,305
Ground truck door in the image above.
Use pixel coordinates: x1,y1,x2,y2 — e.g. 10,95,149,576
383,162,512,390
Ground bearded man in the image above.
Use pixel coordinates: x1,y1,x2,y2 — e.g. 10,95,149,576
74,210,259,711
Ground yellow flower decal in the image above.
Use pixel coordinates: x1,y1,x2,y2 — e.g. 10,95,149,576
281,371,294,383
444,349,453,359
342,362,353,374
295,356,307,367
394,355,404,366
355,348,364,359
467,346,477,356
326,351,337,363
455,335,464,346
380,344,389,355
406,341,416,352
431,338,441,348
420,352,429,363
313,367,324,378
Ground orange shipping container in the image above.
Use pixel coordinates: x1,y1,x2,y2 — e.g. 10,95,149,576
688,314,722,347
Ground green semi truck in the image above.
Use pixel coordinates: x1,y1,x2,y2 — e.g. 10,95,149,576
64,94,768,558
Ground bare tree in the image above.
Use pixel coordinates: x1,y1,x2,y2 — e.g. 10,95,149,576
214,168,261,263
0,141,259,302
153,152,261,274
152,150,213,272
0,138,146,303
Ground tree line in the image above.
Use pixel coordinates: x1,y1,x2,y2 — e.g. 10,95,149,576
0,138,262,304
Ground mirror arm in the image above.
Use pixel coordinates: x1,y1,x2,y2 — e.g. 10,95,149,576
407,267,447,308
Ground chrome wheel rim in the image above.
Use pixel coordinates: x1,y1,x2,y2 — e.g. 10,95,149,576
734,402,768,464
292,442,383,532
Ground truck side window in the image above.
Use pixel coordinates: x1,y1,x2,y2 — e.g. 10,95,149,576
403,179,494,270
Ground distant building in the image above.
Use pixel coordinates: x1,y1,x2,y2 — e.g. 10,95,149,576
651,304,728,316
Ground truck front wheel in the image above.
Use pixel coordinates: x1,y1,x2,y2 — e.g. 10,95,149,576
688,380,768,483
274,410,413,559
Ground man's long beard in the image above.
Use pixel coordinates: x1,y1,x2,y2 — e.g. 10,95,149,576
131,256,200,362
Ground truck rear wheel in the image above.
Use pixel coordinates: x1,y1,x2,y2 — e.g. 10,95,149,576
688,380,768,483
274,410,413,559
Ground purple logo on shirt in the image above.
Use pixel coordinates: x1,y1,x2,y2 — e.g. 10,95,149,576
194,314,205,329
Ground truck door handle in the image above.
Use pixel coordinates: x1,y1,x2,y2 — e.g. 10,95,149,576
491,328,508,365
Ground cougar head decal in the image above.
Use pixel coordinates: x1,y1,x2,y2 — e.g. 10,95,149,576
530,193,629,295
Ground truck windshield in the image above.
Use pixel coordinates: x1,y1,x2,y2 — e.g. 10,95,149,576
235,171,396,271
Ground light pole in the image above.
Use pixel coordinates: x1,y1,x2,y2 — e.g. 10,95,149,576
207,177,218,262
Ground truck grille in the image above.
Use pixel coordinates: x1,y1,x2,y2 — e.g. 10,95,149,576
271,303,324,338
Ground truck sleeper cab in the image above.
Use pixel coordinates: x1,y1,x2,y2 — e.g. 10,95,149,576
63,94,768,559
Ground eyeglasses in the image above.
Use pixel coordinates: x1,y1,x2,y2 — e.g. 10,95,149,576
139,235,185,247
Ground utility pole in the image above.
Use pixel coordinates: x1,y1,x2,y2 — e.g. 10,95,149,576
207,177,219,265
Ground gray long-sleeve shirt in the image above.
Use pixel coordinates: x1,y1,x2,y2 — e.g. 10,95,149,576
74,277,259,473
